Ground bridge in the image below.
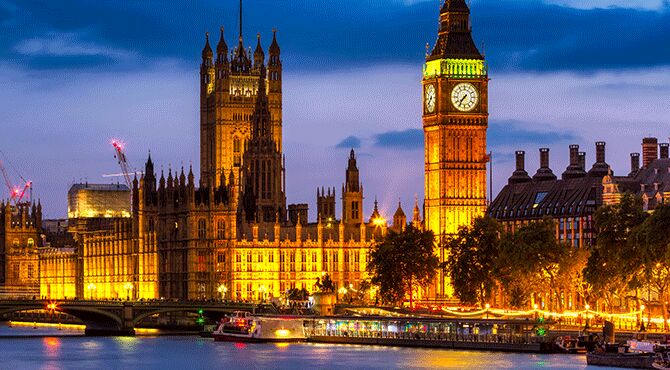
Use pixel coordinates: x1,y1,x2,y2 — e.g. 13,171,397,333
0,300,278,336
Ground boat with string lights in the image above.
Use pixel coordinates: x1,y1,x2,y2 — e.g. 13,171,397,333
212,312,306,343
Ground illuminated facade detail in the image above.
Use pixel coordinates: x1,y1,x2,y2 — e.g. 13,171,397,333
200,22,282,189
35,7,407,302
67,183,131,219
342,150,363,226
602,138,670,210
1,202,40,296
423,0,489,298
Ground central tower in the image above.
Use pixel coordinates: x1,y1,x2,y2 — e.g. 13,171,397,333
423,0,488,297
200,0,282,190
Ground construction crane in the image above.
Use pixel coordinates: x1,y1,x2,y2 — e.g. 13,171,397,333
0,152,32,204
111,140,133,189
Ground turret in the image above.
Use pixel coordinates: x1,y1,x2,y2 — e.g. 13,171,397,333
200,32,215,91
253,33,265,69
268,29,282,93
342,149,363,225
216,27,228,65
393,201,407,232
412,196,422,229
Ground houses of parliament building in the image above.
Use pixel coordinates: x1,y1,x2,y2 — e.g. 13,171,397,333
2,1,488,302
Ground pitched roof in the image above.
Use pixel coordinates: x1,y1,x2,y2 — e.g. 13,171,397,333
488,176,602,220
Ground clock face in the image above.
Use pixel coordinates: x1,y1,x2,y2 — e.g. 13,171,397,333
451,83,478,112
425,84,436,113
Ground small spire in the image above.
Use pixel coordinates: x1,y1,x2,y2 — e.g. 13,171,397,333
254,33,265,65
217,26,228,56
202,32,213,59
270,28,280,54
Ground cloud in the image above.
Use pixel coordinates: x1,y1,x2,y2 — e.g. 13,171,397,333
488,120,578,148
373,129,424,150
545,0,668,10
335,136,361,149
14,32,132,59
1,0,668,73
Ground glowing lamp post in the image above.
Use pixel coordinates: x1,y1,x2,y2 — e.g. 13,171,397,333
217,284,228,301
258,285,267,303
338,287,348,302
123,282,133,301
87,283,96,300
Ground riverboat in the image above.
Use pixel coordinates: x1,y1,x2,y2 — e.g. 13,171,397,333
586,341,657,369
555,336,586,354
212,311,306,343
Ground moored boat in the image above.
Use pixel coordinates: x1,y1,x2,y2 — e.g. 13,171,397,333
212,311,306,343
555,336,586,354
586,341,657,369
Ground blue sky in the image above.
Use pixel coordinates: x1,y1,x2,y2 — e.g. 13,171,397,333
1,0,669,219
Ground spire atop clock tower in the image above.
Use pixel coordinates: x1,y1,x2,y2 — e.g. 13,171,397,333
428,0,482,61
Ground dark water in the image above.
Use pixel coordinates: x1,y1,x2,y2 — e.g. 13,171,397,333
0,324,620,369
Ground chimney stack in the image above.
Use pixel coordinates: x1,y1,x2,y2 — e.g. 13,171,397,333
570,144,579,166
642,137,658,168
540,148,550,169
630,153,640,176
589,141,610,177
562,144,587,179
596,141,606,163
578,152,586,170
509,151,531,184
533,148,557,181
660,143,669,159
516,151,525,171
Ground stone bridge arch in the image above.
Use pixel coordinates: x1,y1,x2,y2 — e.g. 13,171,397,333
0,302,130,336
132,307,232,326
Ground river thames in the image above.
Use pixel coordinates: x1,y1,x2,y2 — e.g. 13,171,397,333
0,323,618,369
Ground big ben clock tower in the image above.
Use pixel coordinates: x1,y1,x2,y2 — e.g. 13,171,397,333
423,0,488,298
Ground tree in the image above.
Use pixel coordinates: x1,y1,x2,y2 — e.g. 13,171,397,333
496,219,567,310
630,204,670,328
367,225,441,307
585,193,647,308
446,216,501,306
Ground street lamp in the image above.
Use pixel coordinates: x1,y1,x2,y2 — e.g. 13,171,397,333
258,285,267,302
338,287,348,302
217,284,228,300
123,282,133,301
87,283,96,300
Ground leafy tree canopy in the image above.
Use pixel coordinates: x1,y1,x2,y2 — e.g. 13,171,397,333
367,225,440,306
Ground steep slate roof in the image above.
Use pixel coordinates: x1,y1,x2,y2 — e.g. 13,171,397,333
429,0,483,60
488,176,602,220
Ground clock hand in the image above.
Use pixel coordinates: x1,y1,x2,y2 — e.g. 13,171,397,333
459,95,468,104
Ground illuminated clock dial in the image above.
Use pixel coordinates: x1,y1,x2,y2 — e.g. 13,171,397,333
425,84,436,113
451,83,478,112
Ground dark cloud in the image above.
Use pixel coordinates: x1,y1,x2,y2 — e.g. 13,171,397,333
363,120,577,152
335,135,361,149
1,0,668,72
373,129,423,150
488,120,579,147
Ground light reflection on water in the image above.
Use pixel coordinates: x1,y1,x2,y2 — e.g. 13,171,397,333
0,323,618,369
